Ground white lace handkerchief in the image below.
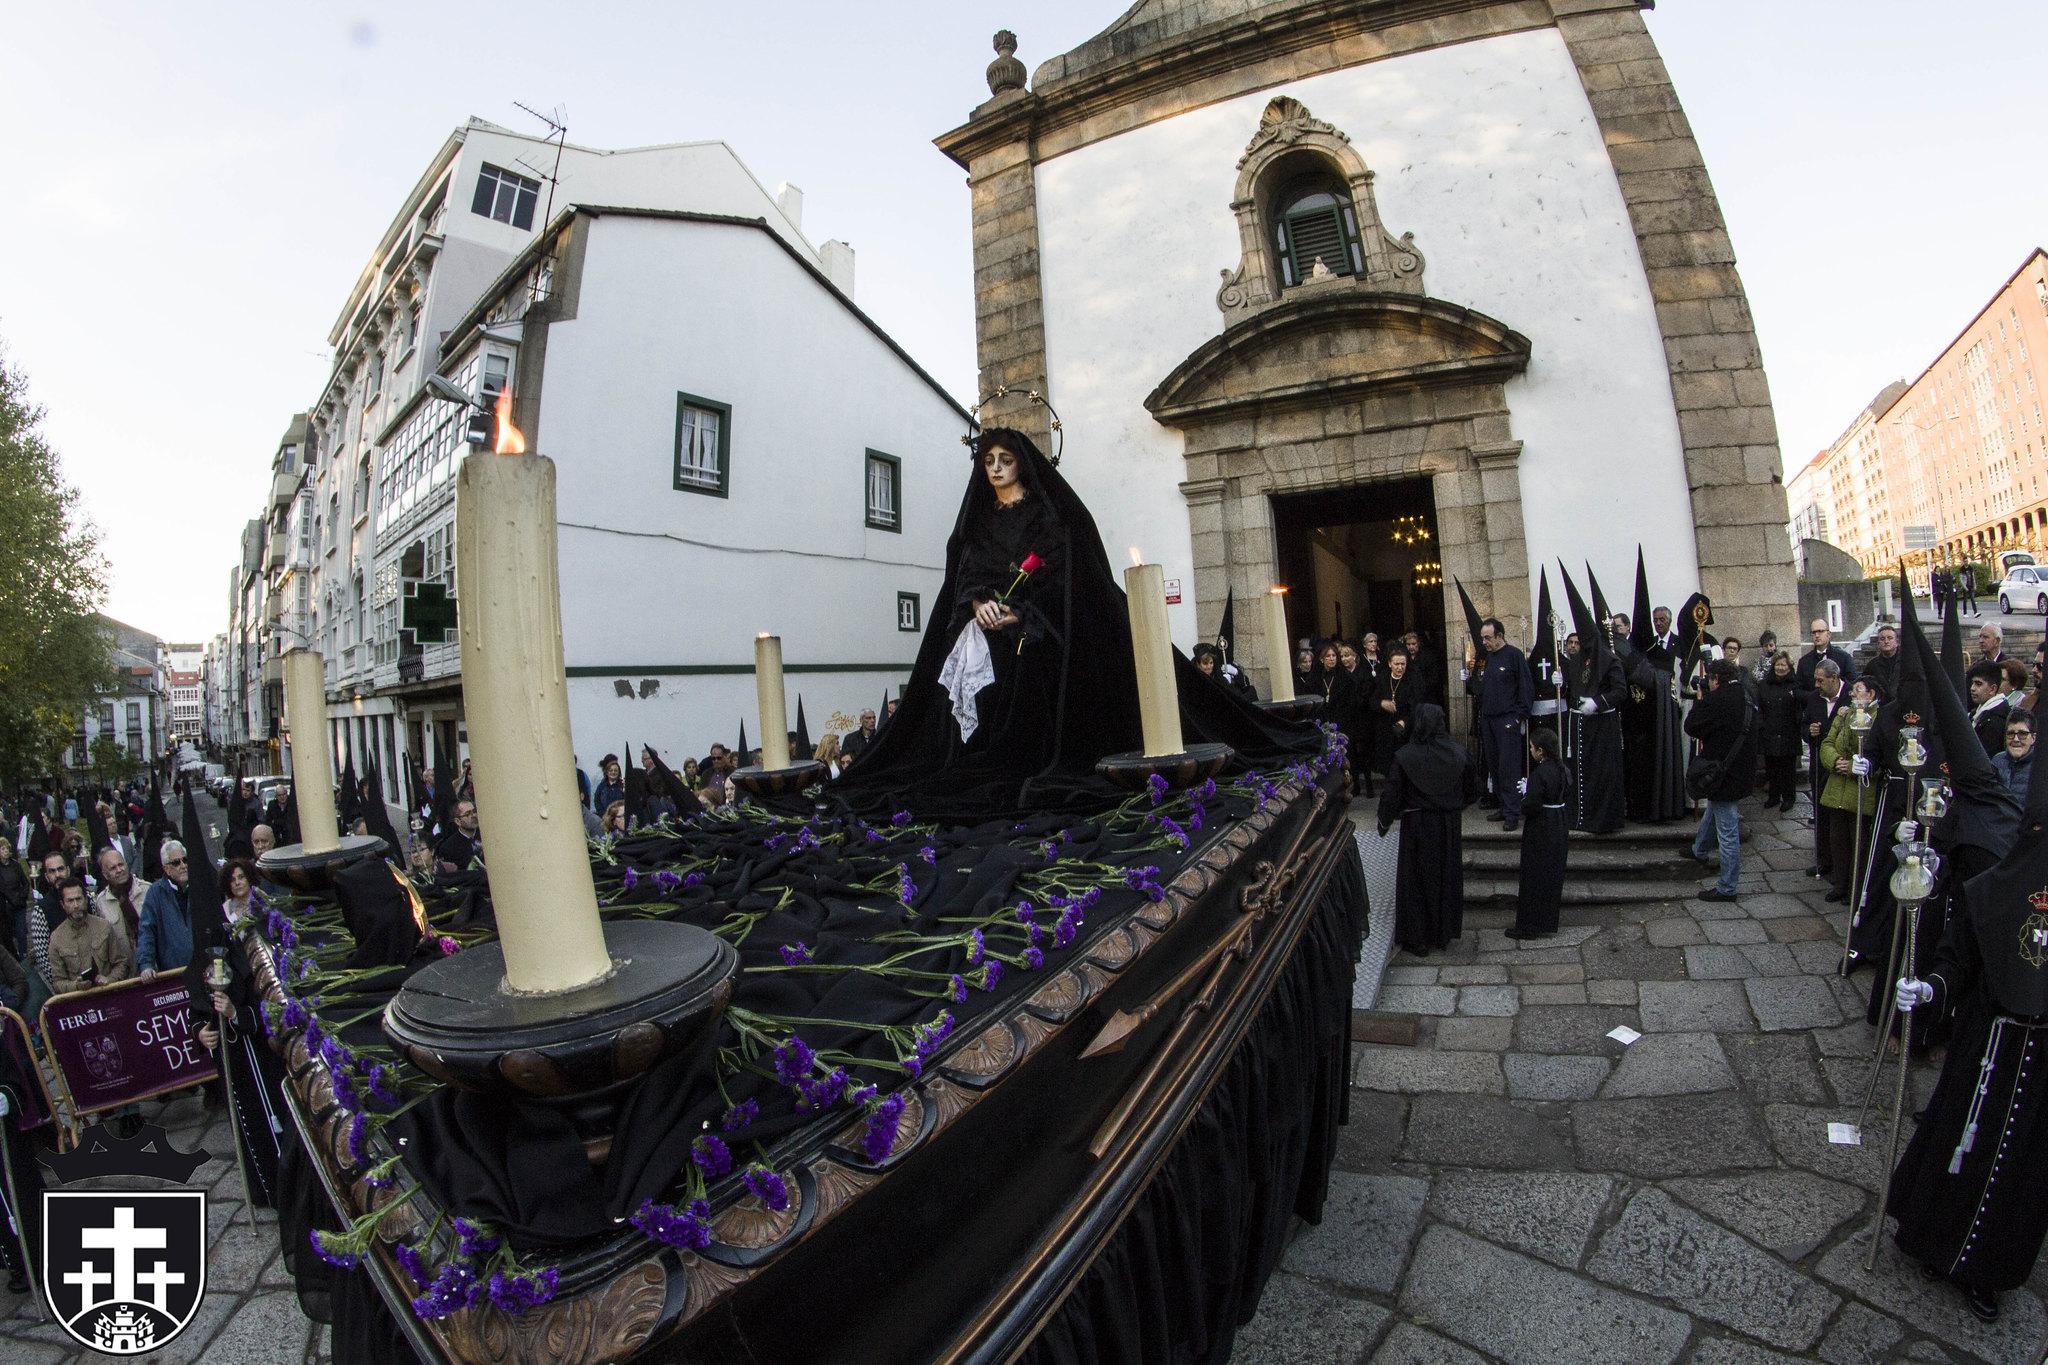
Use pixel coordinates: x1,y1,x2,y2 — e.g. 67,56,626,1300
938,620,996,742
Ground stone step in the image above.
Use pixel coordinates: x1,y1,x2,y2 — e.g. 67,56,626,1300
1460,844,1701,879
1462,874,1700,908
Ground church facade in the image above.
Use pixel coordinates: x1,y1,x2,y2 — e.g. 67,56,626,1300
938,0,1796,704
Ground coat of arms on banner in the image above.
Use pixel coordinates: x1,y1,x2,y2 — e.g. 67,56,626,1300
42,1189,208,1354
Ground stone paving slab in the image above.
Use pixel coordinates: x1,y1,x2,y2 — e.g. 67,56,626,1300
1426,1169,1614,1268
1368,1320,1490,1364
1234,1270,1390,1365
1639,978,1756,1032
1601,1030,1735,1098
1664,1169,1867,1261
1571,1091,1777,1179
1282,1173,1428,1294
1503,1052,1611,1101
1816,1235,2048,1365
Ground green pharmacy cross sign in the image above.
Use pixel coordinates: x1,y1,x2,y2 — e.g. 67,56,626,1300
402,580,458,646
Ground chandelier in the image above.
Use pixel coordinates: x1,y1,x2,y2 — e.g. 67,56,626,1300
1391,514,1431,547
1412,559,1442,587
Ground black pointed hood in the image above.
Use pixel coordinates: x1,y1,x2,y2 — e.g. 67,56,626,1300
1557,561,1612,678
625,739,647,823
85,799,113,858
643,746,701,818
337,750,361,831
737,719,749,765
794,698,813,758
1218,588,1237,664
1629,548,1654,654
1901,564,2018,858
1529,567,1560,700
141,779,168,880
1453,577,1485,659
358,758,403,858
431,742,457,844
1940,576,1967,693
179,785,221,913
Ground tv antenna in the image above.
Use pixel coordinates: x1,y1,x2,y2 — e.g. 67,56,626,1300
512,101,569,302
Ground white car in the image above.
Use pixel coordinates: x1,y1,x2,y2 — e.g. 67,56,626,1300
1996,566,2048,615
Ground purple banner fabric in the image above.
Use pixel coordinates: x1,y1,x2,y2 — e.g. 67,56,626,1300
40,978,217,1117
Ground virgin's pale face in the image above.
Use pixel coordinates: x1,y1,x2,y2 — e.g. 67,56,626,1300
983,447,1019,491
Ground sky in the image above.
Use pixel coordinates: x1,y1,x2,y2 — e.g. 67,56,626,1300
4,1,2043,642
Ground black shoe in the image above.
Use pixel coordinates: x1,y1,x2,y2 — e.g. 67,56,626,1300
1485,809,1505,822
1698,888,1740,903
1963,1285,2000,1322
1502,818,1520,832
1505,927,1553,941
1824,889,1847,903
1806,865,1821,877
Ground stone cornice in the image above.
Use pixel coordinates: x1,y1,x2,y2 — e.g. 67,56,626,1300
1146,292,1531,426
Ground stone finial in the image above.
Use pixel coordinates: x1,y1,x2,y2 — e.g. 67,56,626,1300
987,30,1026,96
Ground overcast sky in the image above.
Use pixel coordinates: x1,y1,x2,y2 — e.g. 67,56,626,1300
5,1,2043,641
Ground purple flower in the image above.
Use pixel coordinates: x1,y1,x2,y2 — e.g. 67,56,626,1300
1197,777,1217,802
684,871,705,887
410,1260,483,1319
862,1092,908,1163
631,1198,711,1251
849,1082,878,1106
621,866,640,891
966,928,985,967
772,1036,816,1086
1024,946,1045,970
864,828,884,844
345,1112,369,1164
897,865,918,906
919,845,937,865
393,1242,429,1288
365,1063,400,1108
653,870,682,892
453,1217,501,1260
795,1066,848,1113
891,810,912,828
1147,772,1169,805
308,1229,360,1269
720,1098,759,1132
330,1066,361,1116
904,1010,955,1076
281,998,308,1032
1159,815,1189,850
436,935,460,956
1188,804,1205,832
1054,903,1084,948
981,960,1004,992
1039,841,1059,861
1014,900,1034,922
949,974,968,1004
691,1133,732,1178
779,942,813,966
742,1166,790,1212
486,1268,560,1315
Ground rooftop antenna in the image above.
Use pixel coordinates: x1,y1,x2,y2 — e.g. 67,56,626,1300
512,101,569,303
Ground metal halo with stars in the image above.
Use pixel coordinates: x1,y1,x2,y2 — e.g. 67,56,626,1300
961,385,1065,467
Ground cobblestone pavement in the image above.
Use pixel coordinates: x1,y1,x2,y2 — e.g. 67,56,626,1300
1235,799,2048,1365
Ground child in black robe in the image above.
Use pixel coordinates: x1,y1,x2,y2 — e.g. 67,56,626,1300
1511,728,1571,940
1376,704,1480,956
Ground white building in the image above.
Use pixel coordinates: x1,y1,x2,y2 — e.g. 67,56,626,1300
159,642,205,748
70,617,165,778
268,118,955,802
939,3,1796,696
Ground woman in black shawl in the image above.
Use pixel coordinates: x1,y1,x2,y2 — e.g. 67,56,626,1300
1371,650,1418,776
1376,704,1480,955
834,428,1314,821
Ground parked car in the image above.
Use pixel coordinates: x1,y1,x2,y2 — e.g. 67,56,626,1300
1996,565,2048,615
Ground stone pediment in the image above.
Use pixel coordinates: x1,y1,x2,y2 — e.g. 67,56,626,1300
1145,292,1531,426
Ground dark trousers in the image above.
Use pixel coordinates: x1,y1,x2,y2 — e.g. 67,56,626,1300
1763,754,1798,807
1824,806,1869,899
1480,714,1525,821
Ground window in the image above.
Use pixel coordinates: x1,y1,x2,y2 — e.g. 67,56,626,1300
897,592,922,632
673,393,731,496
481,353,511,403
865,451,902,532
471,163,540,230
1273,174,1364,287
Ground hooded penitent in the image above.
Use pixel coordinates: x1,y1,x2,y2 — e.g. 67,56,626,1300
1217,587,1238,665
358,758,405,859
1628,547,1655,655
337,752,361,834
1529,567,1560,704
1939,574,1967,694
1901,566,2020,862
833,426,1317,821
141,778,169,880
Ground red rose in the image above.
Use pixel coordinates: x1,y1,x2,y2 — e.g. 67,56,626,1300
1019,552,1045,576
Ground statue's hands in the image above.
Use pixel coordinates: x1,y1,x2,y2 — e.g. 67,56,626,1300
974,600,1019,632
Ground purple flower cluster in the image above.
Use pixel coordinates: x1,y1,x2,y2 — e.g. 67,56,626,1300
653,870,683,893
891,809,913,828
896,864,918,906
436,935,460,956
1053,901,1085,948
1147,772,1170,805
949,974,969,1004
919,845,937,865
901,1010,956,1078
1197,777,1218,802
742,1166,790,1212
1123,866,1165,901
365,1063,400,1108
410,1260,484,1319
308,1229,360,1269
683,871,705,888
631,1197,712,1251
453,1217,501,1260
620,866,640,891
1024,946,1046,970
793,1066,848,1114
394,1242,429,1287
487,1268,560,1315
861,1092,908,1163
966,928,986,967
778,941,813,966
691,1133,732,1178
981,960,1004,992
720,1098,759,1132
345,1113,369,1165
1158,814,1190,850
772,1036,816,1087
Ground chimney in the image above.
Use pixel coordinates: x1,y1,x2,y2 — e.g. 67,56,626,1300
821,240,855,299
774,182,803,230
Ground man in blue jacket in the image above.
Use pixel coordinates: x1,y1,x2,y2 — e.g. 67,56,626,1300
136,839,195,974
1467,618,1535,831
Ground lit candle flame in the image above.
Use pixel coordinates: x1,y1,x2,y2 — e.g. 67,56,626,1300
1128,547,1144,567
493,389,527,455
1269,585,1288,596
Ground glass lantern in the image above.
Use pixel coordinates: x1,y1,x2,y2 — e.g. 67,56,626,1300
1916,778,1951,822
1847,698,1877,736
1890,850,1936,908
1896,725,1928,775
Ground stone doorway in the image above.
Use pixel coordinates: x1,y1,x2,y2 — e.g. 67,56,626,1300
1273,478,1446,688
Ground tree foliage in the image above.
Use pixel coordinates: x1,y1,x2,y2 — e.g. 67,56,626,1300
0,346,114,786
88,732,135,786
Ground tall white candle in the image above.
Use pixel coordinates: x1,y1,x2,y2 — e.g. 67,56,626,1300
755,634,792,769
456,452,613,995
283,649,339,855
1264,587,1296,703
1123,559,1184,757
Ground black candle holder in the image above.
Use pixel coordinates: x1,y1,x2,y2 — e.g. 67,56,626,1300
382,920,737,1149
1257,697,1325,725
256,832,390,893
1095,742,1235,794
731,759,829,801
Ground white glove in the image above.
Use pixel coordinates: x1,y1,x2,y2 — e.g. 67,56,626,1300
1895,820,1919,844
1578,698,1599,716
1850,756,1871,777
1895,978,1933,1013
1460,668,1470,682
1515,778,1528,795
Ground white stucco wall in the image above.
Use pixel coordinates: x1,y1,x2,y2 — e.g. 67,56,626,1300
1031,25,1700,644
538,213,964,758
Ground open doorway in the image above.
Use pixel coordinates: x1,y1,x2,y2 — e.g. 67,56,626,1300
1272,477,1446,668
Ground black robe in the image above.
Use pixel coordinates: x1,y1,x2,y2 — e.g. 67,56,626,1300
1565,652,1628,834
1516,759,1571,934
834,428,1316,821
1888,885,2048,1292
1620,645,1687,823
1375,707,1479,954
185,895,285,1209
1335,664,1375,781
1371,673,1418,775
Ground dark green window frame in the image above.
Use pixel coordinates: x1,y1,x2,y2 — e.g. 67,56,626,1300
1274,187,1365,288
673,392,732,498
897,592,921,632
865,449,903,532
